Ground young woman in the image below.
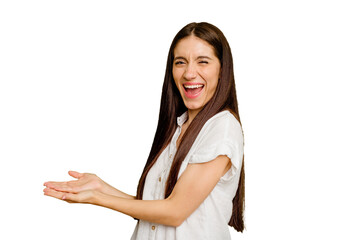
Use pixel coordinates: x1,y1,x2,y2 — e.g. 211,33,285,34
44,22,245,239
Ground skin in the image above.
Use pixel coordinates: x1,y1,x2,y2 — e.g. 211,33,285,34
43,35,231,227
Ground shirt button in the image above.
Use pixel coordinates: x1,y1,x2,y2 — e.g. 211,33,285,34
152,226,156,230
158,177,161,182
169,154,173,159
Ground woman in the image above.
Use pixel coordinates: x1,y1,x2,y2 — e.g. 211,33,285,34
44,22,245,239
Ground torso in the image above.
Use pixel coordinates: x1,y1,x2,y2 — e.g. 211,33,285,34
131,110,244,240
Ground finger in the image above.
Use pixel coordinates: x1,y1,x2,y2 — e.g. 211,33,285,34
44,181,65,190
44,181,80,193
44,187,78,202
68,171,84,179
43,181,64,189
43,187,66,200
63,191,95,204
61,192,78,202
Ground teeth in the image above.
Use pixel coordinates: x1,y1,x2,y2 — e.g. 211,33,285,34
184,84,204,89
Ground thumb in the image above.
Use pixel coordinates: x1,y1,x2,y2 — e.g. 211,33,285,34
68,170,84,179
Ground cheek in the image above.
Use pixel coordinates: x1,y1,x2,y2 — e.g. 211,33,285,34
173,69,183,87
208,81,218,96
206,73,219,93
211,68,220,92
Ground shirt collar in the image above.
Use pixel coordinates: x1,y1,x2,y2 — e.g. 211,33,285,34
177,111,188,127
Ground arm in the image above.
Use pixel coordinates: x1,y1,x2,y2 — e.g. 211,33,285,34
43,155,231,227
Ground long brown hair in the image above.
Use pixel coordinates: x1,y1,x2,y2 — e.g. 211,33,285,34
135,22,245,232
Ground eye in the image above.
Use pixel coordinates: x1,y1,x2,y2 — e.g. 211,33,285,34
174,60,185,65
199,61,208,64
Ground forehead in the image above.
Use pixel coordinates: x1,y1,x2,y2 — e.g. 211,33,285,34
174,35,216,57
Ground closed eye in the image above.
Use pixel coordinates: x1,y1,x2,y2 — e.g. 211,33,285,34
174,61,185,65
197,56,211,64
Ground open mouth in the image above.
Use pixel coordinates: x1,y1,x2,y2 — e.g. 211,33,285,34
183,84,204,99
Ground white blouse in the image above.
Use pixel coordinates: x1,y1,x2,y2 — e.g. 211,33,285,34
131,110,244,240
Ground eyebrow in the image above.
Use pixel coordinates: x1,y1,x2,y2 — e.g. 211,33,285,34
174,56,213,61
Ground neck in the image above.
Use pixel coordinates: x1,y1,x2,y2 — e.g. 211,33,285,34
187,108,201,125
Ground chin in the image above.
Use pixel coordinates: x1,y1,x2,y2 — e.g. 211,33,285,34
184,102,204,112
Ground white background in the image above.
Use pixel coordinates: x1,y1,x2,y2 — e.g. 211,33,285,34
1,0,359,239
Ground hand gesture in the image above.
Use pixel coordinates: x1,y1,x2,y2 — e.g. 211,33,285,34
43,171,104,203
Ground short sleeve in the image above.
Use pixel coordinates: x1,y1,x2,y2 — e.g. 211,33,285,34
188,111,244,181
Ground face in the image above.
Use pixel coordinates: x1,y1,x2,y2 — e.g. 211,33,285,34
172,35,221,116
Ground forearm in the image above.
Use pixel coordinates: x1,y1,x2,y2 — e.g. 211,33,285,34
93,192,180,227
102,182,135,200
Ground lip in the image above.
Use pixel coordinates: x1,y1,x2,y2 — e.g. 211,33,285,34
183,82,204,86
182,83,204,99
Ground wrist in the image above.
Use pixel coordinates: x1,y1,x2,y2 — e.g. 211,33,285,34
92,190,106,206
100,181,115,195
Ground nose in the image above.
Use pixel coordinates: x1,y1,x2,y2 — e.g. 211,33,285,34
184,63,197,80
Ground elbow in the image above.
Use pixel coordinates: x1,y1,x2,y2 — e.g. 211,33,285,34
164,203,186,227
174,219,185,227
172,212,186,227
168,213,185,227
171,222,183,228
164,197,187,227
